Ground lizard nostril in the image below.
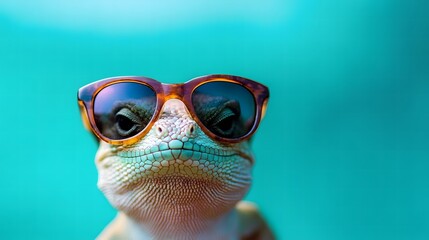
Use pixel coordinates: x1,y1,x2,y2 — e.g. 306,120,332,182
185,123,197,137
155,125,167,137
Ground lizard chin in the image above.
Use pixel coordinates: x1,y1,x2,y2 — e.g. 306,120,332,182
97,151,252,236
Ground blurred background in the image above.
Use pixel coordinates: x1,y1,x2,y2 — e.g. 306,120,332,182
0,0,428,239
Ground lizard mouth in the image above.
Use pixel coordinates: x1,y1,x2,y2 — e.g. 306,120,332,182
117,147,244,178
97,140,252,181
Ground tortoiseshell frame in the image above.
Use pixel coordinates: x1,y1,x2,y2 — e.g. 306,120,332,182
78,74,269,146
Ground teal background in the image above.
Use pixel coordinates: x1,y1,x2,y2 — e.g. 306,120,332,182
0,0,428,239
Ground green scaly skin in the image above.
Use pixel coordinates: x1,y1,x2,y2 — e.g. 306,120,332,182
94,99,274,239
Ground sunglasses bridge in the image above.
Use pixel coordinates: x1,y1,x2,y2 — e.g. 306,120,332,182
161,83,183,97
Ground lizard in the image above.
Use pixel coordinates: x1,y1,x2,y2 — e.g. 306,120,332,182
79,76,274,239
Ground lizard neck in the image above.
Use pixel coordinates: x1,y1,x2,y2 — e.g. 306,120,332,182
124,208,240,239
105,174,247,239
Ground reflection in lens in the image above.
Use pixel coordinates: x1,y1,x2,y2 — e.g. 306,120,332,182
192,81,256,139
94,82,156,140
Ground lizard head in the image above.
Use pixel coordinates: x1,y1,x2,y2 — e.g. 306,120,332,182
95,98,254,224
78,75,269,235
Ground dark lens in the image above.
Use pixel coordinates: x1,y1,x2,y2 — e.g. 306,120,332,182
192,81,256,139
93,82,156,140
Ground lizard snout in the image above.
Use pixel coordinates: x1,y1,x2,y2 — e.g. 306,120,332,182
154,118,198,140
153,99,198,141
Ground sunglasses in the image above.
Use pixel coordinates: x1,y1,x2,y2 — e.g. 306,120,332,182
78,74,269,145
